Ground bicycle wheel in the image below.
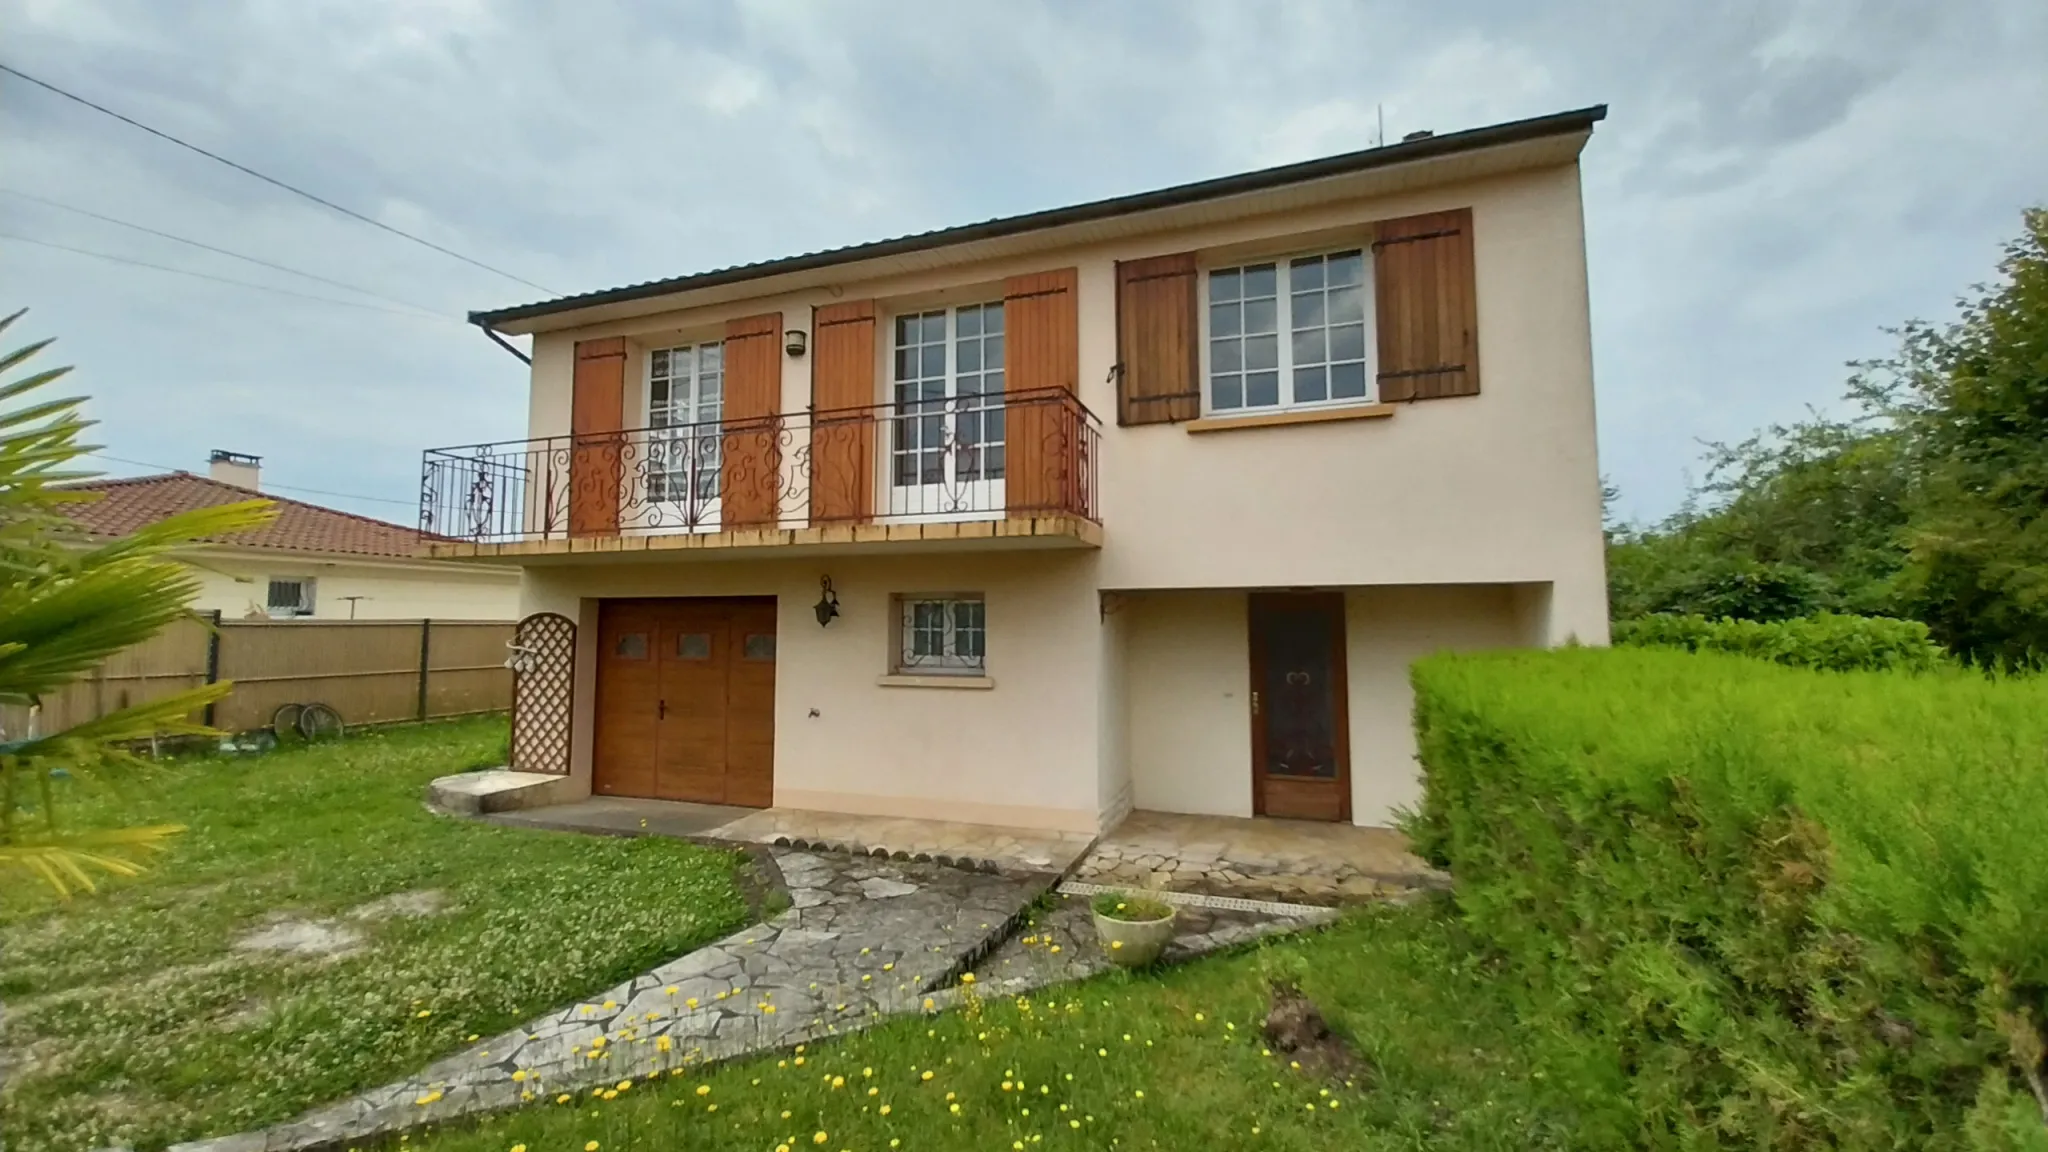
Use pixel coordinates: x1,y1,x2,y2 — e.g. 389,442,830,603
271,703,306,744
298,702,345,743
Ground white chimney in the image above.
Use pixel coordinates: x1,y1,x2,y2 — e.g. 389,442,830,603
208,449,262,490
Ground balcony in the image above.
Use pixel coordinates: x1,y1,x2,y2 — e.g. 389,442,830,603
418,388,1101,560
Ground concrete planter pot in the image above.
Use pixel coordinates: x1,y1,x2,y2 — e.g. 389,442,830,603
1092,904,1177,967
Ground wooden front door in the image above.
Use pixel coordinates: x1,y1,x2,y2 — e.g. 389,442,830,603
1249,592,1351,822
593,597,776,806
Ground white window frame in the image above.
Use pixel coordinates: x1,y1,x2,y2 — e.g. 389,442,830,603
642,342,724,532
266,577,315,618
885,304,1005,521
894,593,987,675
1199,245,1377,417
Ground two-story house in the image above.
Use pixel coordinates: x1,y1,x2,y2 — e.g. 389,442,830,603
422,104,1609,836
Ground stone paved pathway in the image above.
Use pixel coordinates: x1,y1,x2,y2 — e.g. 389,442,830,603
964,887,1339,996
1074,810,1446,905
170,849,1050,1152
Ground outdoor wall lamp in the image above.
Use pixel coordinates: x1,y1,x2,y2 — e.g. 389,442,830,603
813,575,840,627
785,328,807,358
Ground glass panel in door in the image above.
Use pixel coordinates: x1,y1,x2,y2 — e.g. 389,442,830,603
888,305,1004,518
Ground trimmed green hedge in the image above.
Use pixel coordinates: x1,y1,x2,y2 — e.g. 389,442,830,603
1409,648,2048,1150
1614,611,1949,672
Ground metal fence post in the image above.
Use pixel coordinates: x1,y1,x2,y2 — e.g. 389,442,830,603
202,610,223,727
417,619,432,721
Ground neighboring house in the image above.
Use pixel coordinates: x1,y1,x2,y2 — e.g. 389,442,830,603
425,105,1610,832
67,451,521,621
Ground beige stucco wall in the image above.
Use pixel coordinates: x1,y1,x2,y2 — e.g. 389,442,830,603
519,552,1106,833
184,550,521,621
517,162,1606,641
1124,584,1538,829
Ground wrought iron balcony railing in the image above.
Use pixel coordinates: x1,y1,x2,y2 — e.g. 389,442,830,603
420,388,1100,545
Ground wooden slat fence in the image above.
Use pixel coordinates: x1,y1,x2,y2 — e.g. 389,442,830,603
0,617,513,739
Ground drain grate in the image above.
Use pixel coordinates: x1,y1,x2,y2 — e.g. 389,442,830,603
1056,880,1332,919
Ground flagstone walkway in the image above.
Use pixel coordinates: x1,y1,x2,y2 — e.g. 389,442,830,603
169,849,1051,1152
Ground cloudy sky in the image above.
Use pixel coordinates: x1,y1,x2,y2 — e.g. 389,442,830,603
3,0,2044,525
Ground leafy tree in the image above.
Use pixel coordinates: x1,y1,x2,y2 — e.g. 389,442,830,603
1889,209,2048,667
0,309,272,897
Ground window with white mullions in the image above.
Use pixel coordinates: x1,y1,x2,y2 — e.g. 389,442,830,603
647,343,723,510
1206,248,1372,414
897,595,987,674
890,304,1004,516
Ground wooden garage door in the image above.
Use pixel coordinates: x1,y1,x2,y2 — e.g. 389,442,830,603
593,597,776,806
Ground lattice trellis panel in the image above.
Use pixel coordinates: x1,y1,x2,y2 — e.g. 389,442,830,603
508,612,576,775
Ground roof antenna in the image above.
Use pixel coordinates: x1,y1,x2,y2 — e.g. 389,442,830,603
1376,104,1386,148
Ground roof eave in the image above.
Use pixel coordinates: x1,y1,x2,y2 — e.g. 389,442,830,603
471,103,1607,333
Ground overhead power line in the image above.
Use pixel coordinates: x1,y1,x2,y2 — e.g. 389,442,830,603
0,186,452,317
89,453,418,507
0,231,465,323
0,61,554,295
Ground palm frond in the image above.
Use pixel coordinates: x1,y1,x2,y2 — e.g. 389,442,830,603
0,825,185,900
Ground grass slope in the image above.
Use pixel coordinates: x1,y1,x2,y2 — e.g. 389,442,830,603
403,903,1580,1152
0,717,751,1152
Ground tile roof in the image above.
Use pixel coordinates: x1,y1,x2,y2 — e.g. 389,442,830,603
59,472,428,560
470,104,1607,330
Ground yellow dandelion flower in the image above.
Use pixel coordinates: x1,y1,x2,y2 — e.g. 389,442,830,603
958,972,974,983
924,998,936,1011
813,1132,829,1145
1050,945,1061,953
1002,1081,1014,1091
781,1110,792,1119
602,1000,618,1010
511,1070,528,1081
945,1091,955,1101
656,1036,673,1052
1330,1099,1342,1109
416,1010,432,1019
1305,1102,1316,1111
1227,1022,1237,1031
601,1091,616,1101
883,962,895,971
1290,1061,1301,1070
686,997,699,1009
1110,940,1123,950
777,1146,790,1152
696,1084,711,1096
556,1093,572,1103
949,1103,961,1114
586,1143,601,1152
1195,1013,1206,1021
512,1144,528,1152
616,1080,632,1091
468,1033,480,1041
664,985,678,995
1135,1089,1145,1099
592,1037,608,1049
921,1071,934,1081
763,1005,778,1014
706,1103,717,1112
794,1056,806,1067
1070,1120,1080,1129
1096,1048,1107,1057
879,1104,892,1115
832,1076,845,1089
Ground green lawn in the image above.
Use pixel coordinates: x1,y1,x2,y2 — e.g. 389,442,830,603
402,902,1581,1152
0,717,753,1152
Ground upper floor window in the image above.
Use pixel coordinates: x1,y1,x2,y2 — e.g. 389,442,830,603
890,304,1005,501
647,343,722,502
1205,248,1372,415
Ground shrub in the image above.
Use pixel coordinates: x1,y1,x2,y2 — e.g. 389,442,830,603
1408,647,2048,1150
1615,611,1949,672
1090,892,1173,922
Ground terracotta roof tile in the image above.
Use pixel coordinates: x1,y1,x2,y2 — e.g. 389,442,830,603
59,472,429,559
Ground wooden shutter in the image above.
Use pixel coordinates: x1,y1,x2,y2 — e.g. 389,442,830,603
1115,252,1200,425
569,337,626,537
809,300,877,524
1003,268,1080,515
1372,208,1479,402
721,312,783,529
